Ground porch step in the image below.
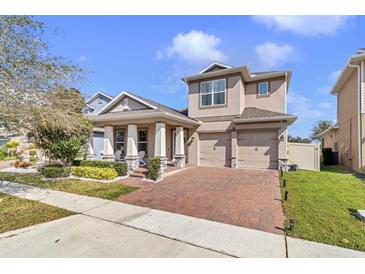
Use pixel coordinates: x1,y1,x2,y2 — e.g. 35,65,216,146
130,167,148,179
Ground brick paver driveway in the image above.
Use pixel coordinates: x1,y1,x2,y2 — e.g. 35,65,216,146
119,166,284,234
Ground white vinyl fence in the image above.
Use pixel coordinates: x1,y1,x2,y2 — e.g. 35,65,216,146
288,142,321,171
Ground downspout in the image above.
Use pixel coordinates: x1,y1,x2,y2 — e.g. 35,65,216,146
348,63,362,169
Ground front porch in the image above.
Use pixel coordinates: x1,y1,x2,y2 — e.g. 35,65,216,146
86,122,190,173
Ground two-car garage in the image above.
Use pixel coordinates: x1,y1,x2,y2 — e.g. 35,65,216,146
199,129,279,169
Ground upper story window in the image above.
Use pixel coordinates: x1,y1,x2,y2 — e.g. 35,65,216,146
200,78,226,107
258,82,269,96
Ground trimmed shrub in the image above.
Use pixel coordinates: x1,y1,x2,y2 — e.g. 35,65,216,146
72,159,82,166
28,143,36,150
71,166,118,180
43,166,70,178
147,157,160,181
29,149,37,156
113,162,128,176
30,155,37,162
79,160,114,168
76,160,128,177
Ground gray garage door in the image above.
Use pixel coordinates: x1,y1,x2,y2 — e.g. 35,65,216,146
93,131,104,160
238,129,278,169
199,132,231,167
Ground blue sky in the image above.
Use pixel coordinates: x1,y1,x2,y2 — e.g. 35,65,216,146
38,16,365,138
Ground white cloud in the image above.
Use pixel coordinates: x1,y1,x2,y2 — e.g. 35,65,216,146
156,30,227,64
317,85,332,95
287,91,323,122
252,16,350,37
77,56,87,62
328,70,341,82
255,42,294,68
317,102,332,110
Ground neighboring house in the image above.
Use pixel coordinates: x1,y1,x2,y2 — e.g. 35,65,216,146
84,92,114,160
87,62,296,172
319,48,365,171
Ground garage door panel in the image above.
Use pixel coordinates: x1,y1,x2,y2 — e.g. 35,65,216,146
238,130,278,169
199,133,231,167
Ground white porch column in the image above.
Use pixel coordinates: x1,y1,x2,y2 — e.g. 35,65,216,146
231,130,238,168
125,124,139,171
86,135,95,160
174,126,186,168
154,122,167,172
103,126,114,161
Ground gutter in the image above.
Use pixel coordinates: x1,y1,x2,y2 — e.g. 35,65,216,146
348,63,362,169
233,115,297,125
88,111,200,126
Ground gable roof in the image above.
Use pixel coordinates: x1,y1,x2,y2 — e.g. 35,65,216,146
199,62,232,74
86,91,114,104
183,64,291,88
93,90,200,125
96,91,157,115
332,51,365,94
233,107,297,125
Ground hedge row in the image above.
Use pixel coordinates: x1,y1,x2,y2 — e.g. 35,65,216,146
71,166,118,180
72,160,128,176
43,166,70,178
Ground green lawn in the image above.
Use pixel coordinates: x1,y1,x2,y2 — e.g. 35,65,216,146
0,172,138,200
0,192,74,233
282,166,365,251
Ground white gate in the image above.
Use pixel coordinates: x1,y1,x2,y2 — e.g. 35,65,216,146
288,142,321,171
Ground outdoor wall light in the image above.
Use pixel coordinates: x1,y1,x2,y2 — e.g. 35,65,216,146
280,135,285,141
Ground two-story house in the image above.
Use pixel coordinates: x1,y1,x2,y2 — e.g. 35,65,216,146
319,48,365,171
86,63,296,172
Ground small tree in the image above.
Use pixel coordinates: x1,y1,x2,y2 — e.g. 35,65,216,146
29,88,92,165
310,120,334,141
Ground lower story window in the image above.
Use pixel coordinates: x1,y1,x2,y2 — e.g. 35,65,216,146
115,129,125,159
138,129,148,156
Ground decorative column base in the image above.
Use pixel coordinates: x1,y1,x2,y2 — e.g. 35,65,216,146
278,158,290,171
86,153,95,160
126,155,139,171
174,154,186,169
159,156,168,173
102,154,115,161
231,157,238,168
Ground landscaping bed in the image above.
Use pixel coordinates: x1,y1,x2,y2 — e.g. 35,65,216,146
0,192,74,233
0,172,138,200
282,166,365,251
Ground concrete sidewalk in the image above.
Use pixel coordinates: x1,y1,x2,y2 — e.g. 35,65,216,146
0,180,364,258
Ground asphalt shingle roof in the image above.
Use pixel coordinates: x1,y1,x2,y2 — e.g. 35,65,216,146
239,107,295,120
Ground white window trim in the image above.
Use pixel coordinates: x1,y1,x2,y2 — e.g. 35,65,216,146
258,81,269,96
137,129,148,154
200,78,226,107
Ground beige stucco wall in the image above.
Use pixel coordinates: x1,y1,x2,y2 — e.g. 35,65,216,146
336,70,359,170
110,97,148,112
188,74,244,118
244,78,286,113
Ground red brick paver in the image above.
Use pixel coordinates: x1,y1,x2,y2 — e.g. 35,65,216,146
118,166,285,234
